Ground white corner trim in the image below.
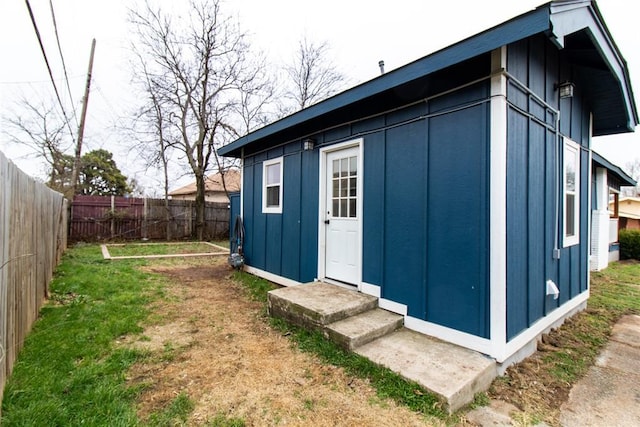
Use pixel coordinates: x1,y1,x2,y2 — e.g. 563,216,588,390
243,265,302,287
360,282,381,298
404,316,493,356
489,46,508,361
503,291,589,361
378,298,407,316
239,155,244,219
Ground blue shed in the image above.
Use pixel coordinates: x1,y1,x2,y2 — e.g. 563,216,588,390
219,0,637,365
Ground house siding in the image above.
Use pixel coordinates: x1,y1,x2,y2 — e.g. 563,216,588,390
242,145,319,282
242,79,491,338
505,35,591,340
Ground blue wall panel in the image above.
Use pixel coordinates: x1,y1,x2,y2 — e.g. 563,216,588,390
427,105,489,337
281,153,302,280
251,162,266,270
299,150,319,282
362,131,385,286
265,213,282,275
242,164,255,265
382,121,427,318
527,121,546,323
507,109,529,339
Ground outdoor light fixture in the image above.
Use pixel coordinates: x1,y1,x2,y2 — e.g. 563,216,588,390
303,138,315,151
556,81,575,99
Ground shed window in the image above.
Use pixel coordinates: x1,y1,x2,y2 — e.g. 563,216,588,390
262,157,283,214
563,138,580,247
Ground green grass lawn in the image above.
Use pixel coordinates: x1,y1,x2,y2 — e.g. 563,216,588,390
106,241,228,258
2,247,639,425
1,245,154,425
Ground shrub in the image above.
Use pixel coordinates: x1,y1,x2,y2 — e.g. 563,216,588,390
619,229,640,260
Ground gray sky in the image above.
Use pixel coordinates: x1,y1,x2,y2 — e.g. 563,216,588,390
1,0,638,194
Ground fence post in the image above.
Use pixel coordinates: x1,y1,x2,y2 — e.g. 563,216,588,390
110,195,115,239
188,200,193,238
143,197,148,240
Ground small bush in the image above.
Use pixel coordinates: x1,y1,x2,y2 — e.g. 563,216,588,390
619,229,640,259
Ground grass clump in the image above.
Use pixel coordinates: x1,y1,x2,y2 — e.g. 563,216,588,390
0,245,164,426
207,414,246,426
233,270,276,303
147,393,194,426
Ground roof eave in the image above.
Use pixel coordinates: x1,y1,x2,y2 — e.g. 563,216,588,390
550,0,638,133
592,150,637,186
218,6,552,158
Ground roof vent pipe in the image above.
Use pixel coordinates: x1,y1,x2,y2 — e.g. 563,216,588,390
378,60,385,74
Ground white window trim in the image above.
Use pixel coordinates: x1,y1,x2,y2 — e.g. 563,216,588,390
262,157,283,214
563,137,580,247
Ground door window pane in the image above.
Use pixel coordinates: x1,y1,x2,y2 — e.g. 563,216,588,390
330,153,358,218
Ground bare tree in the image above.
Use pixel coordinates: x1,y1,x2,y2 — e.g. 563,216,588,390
622,159,640,197
130,52,176,238
284,37,347,111
3,97,74,196
130,0,266,239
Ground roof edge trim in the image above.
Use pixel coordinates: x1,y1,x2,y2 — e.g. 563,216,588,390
550,0,638,131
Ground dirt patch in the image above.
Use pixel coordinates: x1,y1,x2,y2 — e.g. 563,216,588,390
125,258,436,426
487,313,604,426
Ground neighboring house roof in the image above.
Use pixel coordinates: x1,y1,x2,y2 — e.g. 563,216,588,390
219,0,638,158
614,197,640,219
169,169,241,197
592,151,637,187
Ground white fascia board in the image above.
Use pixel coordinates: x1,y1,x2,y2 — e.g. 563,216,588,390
550,3,636,130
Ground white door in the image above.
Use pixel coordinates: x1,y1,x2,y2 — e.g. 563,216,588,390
324,146,361,285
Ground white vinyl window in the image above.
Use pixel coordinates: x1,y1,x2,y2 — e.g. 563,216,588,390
563,138,580,247
262,157,283,214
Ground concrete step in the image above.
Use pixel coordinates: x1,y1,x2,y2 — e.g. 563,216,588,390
356,328,497,414
325,308,404,350
268,282,378,329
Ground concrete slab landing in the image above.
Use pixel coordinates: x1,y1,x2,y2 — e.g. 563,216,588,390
268,282,377,328
356,329,497,413
267,282,498,413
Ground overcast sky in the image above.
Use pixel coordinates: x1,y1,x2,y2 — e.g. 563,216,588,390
1,0,638,194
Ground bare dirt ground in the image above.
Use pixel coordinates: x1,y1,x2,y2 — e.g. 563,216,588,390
123,257,439,426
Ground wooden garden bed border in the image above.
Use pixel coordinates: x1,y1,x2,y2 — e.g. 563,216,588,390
101,241,228,260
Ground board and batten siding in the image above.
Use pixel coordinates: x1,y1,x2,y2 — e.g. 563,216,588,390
505,35,591,340
242,80,491,339
242,144,319,283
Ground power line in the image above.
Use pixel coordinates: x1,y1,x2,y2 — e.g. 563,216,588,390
24,0,75,140
49,0,79,128
0,75,83,85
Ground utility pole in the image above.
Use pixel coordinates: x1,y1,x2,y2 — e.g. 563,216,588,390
70,38,96,198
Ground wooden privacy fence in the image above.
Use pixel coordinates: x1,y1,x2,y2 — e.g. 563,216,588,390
69,195,230,241
0,151,68,412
